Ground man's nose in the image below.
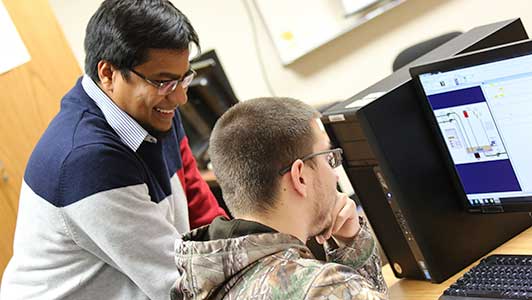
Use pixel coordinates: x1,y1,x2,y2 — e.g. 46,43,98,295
167,84,188,106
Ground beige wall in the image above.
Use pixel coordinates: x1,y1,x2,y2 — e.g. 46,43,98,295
49,0,532,106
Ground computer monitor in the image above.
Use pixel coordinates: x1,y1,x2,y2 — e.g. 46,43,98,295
411,39,532,213
181,50,239,169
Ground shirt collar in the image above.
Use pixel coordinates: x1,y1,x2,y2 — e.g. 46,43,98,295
81,75,157,151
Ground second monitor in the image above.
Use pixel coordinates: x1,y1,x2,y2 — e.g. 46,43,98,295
181,50,238,169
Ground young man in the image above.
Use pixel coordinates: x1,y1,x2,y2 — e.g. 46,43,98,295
171,98,388,299
0,1,226,299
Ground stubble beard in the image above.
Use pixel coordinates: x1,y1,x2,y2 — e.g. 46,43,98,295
308,180,335,239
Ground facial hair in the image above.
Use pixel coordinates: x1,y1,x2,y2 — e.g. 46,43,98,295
308,176,334,238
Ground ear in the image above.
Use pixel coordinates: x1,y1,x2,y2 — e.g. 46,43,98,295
97,60,117,93
289,159,307,198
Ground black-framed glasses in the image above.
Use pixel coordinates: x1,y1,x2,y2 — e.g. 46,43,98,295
278,148,343,175
129,68,196,95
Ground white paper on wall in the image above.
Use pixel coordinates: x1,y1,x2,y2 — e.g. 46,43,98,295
0,0,31,75
341,0,381,16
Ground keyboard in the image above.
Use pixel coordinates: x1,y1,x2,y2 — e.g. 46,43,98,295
440,254,532,300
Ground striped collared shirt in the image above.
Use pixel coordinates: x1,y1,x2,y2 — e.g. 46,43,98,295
81,75,157,151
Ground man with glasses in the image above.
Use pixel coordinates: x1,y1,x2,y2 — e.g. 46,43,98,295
171,97,388,299
0,1,227,299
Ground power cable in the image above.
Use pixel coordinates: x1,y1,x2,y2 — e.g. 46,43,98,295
241,0,277,97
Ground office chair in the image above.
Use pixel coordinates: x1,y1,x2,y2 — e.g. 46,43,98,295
392,31,463,72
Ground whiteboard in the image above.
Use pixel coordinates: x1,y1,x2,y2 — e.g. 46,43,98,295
253,0,405,66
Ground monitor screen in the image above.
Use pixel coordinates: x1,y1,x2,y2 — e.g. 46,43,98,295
411,39,532,213
181,50,238,169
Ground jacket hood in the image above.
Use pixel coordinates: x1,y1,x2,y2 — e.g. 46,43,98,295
171,217,311,300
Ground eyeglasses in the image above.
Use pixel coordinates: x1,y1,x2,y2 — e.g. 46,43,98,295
278,148,343,175
129,68,196,95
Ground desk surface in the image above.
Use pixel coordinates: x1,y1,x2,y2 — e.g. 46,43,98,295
200,169,217,187
383,226,532,299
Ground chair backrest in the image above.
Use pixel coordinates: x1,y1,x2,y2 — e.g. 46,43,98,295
392,31,463,72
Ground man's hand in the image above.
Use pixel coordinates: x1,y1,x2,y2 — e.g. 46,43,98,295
316,192,360,244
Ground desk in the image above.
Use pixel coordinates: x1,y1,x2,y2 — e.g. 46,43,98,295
200,169,217,187
383,226,532,299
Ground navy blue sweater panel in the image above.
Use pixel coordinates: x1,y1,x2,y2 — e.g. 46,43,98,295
24,78,185,208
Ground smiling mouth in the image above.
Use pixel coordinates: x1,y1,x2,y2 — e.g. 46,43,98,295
154,107,175,114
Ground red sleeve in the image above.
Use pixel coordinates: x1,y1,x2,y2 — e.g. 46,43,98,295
177,136,228,229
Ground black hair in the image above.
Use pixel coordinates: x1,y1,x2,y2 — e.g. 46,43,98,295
84,0,200,82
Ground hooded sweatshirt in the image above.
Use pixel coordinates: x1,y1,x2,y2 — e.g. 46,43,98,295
171,217,388,300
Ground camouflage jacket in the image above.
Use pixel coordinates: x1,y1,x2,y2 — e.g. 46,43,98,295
171,217,388,300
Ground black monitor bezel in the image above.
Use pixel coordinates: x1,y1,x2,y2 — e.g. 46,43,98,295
410,38,532,213
181,50,239,168
190,50,239,109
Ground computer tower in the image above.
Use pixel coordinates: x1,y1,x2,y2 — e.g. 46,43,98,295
322,18,532,283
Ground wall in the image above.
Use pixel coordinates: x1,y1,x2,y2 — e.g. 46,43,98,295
48,0,532,107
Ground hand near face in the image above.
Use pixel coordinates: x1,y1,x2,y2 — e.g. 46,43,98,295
315,192,360,244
